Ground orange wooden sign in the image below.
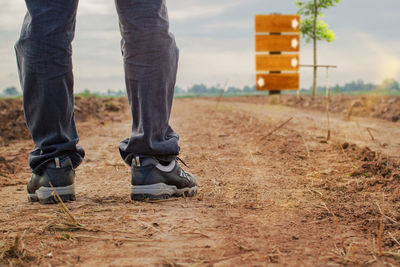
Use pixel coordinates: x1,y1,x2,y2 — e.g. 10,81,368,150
256,15,300,33
255,35,300,52
256,73,299,91
255,14,300,91
256,54,299,71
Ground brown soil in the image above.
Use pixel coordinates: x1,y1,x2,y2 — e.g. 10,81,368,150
1,96,400,266
221,94,400,122
73,96,128,122
0,96,128,145
0,98,29,144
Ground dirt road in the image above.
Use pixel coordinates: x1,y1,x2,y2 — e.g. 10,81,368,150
1,97,400,266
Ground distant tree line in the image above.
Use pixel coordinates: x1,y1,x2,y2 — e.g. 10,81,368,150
178,78,399,95
301,78,400,94
1,78,399,97
78,89,127,97
174,84,256,95
0,86,20,97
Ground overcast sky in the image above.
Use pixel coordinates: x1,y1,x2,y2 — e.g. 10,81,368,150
1,0,399,92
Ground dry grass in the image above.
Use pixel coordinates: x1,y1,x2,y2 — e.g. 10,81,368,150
0,233,36,265
45,183,83,233
374,193,400,261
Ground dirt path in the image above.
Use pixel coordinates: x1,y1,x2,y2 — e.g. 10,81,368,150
1,97,399,266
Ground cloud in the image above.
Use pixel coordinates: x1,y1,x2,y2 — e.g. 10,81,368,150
78,0,113,16
0,2,26,31
177,48,255,88
169,2,243,21
0,1,114,31
201,19,252,31
79,30,120,40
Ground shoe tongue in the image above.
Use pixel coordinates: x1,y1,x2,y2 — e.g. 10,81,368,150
133,157,174,167
155,160,176,172
158,159,172,166
45,157,73,169
139,157,159,167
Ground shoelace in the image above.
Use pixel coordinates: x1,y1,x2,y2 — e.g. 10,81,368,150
176,156,190,169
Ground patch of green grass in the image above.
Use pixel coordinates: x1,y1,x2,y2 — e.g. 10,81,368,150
0,95,22,99
175,89,400,98
338,90,400,96
281,89,400,96
174,92,270,99
74,92,127,99
74,91,102,98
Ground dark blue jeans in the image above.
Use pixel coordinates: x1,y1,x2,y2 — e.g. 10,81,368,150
15,0,180,174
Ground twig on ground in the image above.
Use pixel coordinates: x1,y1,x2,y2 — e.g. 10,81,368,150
376,192,386,257
338,144,358,169
299,133,310,158
258,117,293,143
49,182,79,225
74,234,155,243
385,215,398,225
382,251,400,259
346,101,360,121
233,241,253,251
248,146,257,164
306,186,323,197
180,231,210,238
388,232,400,247
322,202,350,260
366,128,375,141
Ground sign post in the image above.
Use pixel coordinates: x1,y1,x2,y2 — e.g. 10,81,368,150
255,15,300,95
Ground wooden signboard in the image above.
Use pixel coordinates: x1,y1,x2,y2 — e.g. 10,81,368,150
255,14,300,91
256,73,299,90
255,35,299,52
255,14,301,33
256,54,299,71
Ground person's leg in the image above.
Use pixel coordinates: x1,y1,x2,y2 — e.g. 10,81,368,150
115,0,180,165
115,0,197,200
15,0,84,174
15,0,84,203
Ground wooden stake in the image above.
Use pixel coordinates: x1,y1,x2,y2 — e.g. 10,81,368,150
326,67,331,141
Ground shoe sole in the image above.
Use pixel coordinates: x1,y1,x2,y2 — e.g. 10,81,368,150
28,185,76,204
131,183,198,201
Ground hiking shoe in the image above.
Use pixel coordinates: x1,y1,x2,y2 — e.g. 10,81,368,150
131,157,197,200
27,157,76,204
